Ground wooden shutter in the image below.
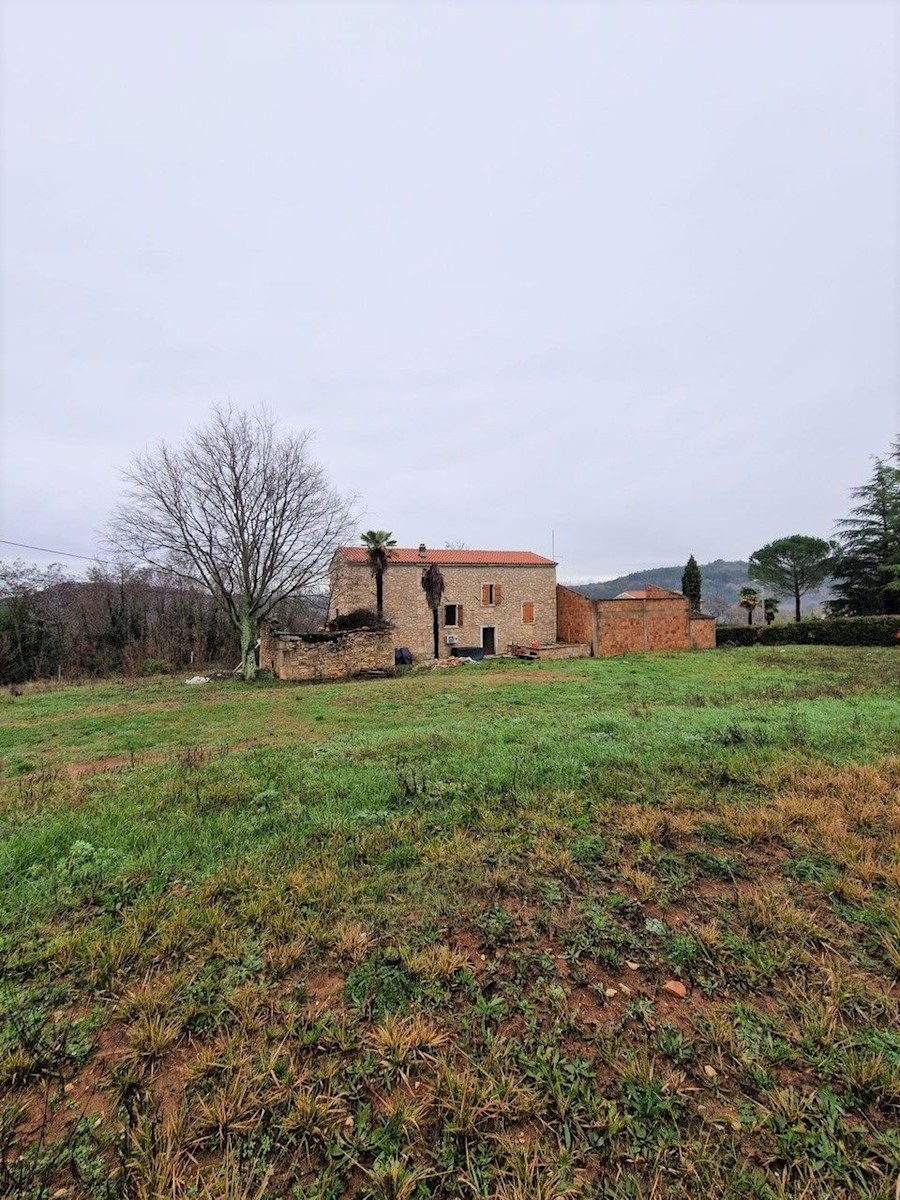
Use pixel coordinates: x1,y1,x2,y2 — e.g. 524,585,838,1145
522,601,534,624
457,604,463,628
482,584,491,606
495,583,503,606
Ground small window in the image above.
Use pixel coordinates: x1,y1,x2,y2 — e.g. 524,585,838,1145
481,583,503,606
444,603,462,627
522,601,535,624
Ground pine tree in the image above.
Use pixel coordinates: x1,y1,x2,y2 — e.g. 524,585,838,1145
829,441,900,616
749,535,834,623
681,555,702,613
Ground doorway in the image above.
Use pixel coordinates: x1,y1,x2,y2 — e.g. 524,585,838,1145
481,626,496,655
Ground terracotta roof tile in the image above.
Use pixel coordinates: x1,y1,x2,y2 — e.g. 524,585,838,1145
336,547,556,567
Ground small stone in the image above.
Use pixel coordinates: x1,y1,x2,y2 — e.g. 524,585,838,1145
662,980,688,998
605,987,618,998
619,983,631,995
63,1082,74,1094
625,961,640,971
703,1065,717,1079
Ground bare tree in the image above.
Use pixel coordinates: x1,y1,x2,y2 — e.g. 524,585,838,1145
108,405,354,679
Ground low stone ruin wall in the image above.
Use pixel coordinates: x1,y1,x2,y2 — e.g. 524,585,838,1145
535,643,592,660
260,627,395,682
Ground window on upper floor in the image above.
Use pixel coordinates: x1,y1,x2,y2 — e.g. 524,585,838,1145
481,583,503,606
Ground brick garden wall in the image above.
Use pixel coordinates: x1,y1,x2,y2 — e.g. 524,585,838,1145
556,584,714,657
599,592,694,656
556,585,594,646
689,616,717,649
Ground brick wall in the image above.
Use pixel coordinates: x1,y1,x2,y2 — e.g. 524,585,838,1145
557,584,713,657
260,626,394,682
556,585,593,646
599,593,692,655
689,616,716,649
331,560,557,661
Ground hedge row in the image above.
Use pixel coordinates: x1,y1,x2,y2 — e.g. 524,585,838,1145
716,616,900,647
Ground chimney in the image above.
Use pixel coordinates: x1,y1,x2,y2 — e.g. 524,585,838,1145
418,543,427,558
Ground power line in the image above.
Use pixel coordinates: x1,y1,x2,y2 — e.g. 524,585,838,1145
0,539,107,563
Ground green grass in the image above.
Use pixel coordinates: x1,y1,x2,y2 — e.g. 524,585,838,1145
1,647,899,1198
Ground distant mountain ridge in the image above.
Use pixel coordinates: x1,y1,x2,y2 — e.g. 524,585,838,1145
566,560,832,618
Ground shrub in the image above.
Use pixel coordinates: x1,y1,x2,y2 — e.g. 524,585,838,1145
716,616,900,648
140,657,172,675
329,608,389,631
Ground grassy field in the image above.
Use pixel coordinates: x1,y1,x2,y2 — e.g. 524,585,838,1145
1,647,899,1199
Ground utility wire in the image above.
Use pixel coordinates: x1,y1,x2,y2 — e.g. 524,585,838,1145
0,539,107,563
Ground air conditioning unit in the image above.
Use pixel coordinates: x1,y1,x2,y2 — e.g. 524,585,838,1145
445,634,459,644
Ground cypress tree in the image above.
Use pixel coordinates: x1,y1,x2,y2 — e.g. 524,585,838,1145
681,555,702,613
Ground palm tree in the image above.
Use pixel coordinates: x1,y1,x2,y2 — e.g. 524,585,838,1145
421,563,445,659
360,530,396,622
738,586,761,626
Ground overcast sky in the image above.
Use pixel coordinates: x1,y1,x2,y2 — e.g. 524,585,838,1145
1,0,897,582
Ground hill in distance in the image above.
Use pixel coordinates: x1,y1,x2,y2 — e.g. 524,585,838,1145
566,559,832,619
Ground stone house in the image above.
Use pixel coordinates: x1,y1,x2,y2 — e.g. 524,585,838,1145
556,583,716,657
328,546,558,661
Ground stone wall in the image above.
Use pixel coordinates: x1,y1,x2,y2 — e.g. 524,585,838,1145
331,561,557,661
535,642,591,660
260,626,394,682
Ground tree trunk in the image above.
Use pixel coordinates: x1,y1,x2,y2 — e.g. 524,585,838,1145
432,608,439,659
747,609,753,625
239,602,258,680
794,588,801,623
376,571,384,621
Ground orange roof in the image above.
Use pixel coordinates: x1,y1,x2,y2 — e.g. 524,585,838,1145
337,547,556,567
